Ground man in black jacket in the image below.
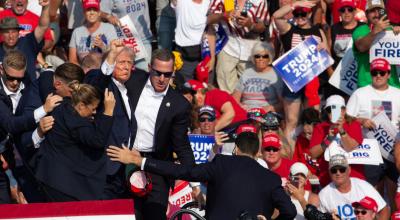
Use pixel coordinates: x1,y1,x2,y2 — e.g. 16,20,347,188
107,132,297,220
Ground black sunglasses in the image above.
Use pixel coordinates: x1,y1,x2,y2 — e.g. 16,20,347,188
330,167,347,174
254,54,269,59
339,6,355,13
263,147,279,152
151,69,174,78
354,210,367,215
262,126,279,131
199,117,215,122
371,70,388,77
2,68,24,82
293,11,308,18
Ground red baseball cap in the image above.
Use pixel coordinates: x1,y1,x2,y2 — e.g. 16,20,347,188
262,133,281,149
187,80,206,91
236,124,257,135
293,6,312,13
392,211,400,219
351,196,378,213
83,0,100,11
370,58,391,72
196,56,210,84
338,0,356,9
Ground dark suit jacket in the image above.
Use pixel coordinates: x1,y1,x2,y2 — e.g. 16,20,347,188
35,99,113,200
145,155,297,220
125,70,195,165
85,69,135,175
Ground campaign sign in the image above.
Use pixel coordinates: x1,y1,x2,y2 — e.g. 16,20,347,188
273,36,334,93
329,49,358,95
324,139,383,165
169,181,193,208
370,31,400,65
365,111,398,162
201,24,228,58
189,134,215,164
116,15,148,61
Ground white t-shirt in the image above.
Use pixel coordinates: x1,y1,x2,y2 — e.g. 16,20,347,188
173,0,210,47
346,85,400,129
319,178,386,220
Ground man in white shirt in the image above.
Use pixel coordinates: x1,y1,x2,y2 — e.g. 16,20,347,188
318,154,390,220
346,58,400,204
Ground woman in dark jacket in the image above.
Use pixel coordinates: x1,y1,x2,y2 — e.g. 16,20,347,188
35,83,115,201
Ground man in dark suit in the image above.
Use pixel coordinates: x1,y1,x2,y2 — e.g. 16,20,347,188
0,51,61,203
108,132,297,220
102,40,195,219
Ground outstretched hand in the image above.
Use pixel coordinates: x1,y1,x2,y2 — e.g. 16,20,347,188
38,0,50,7
107,145,143,166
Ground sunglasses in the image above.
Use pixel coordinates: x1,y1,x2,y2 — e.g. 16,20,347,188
325,106,345,114
2,68,24,82
354,210,368,215
371,70,388,77
293,11,308,18
151,69,174,78
199,117,215,122
262,126,279,131
263,147,279,152
330,167,347,174
339,6,355,13
254,54,269,59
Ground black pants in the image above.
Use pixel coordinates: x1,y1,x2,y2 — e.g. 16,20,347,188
42,184,77,202
0,170,11,204
103,165,131,200
12,165,47,203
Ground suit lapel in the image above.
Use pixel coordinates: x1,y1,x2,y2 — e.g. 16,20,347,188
155,88,172,134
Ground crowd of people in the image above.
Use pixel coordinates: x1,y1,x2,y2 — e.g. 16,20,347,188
0,0,400,219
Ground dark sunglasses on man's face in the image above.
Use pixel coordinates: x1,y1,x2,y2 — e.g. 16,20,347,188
354,210,367,215
263,147,279,153
330,166,347,174
293,11,308,18
2,69,24,82
199,117,215,123
254,54,269,59
151,69,174,78
371,70,388,77
339,6,354,13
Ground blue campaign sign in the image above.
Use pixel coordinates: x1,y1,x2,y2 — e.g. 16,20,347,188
273,36,334,93
201,24,228,58
189,134,215,164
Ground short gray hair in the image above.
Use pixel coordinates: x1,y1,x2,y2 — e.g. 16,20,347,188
250,42,275,64
117,47,135,62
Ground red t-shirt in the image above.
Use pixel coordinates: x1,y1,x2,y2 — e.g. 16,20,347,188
309,120,364,187
293,134,319,176
387,0,400,24
0,9,53,41
204,89,248,124
272,158,295,184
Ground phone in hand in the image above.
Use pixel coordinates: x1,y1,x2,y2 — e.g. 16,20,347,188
330,105,341,124
378,8,387,20
240,11,247,17
290,176,300,188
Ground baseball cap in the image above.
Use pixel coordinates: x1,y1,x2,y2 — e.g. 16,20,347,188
262,133,281,149
352,196,378,213
261,112,281,130
0,17,22,30
247,108,266,123
290,162,309,177
370,58,391,72
365,0,385,11
186,79,207,91
325,95,345,109
196,56,210,83
338,0,356,9
199,105,216,118
236,124,257,135
392,211,400,219
83,0,100,11
293,6,312,13
329,154,349,169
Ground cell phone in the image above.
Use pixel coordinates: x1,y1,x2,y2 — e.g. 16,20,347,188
240,11,247,17
378,8,387,20
330,105,341,124
290,176,300,188
221,127,237,143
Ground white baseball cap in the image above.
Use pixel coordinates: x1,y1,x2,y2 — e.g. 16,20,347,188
290,162,309,177
325,95,345,109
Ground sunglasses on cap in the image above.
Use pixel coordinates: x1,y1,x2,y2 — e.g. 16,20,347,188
254,54,269,59
339,6,355,13
263,147,279,152
293,11,308,18
371,70,388,77
330,166,347,174
151,69,174,78
199,116,216,122
354,210,368,215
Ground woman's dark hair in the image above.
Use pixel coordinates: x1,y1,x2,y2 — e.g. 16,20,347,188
299,108,321,125
69,82,101,106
